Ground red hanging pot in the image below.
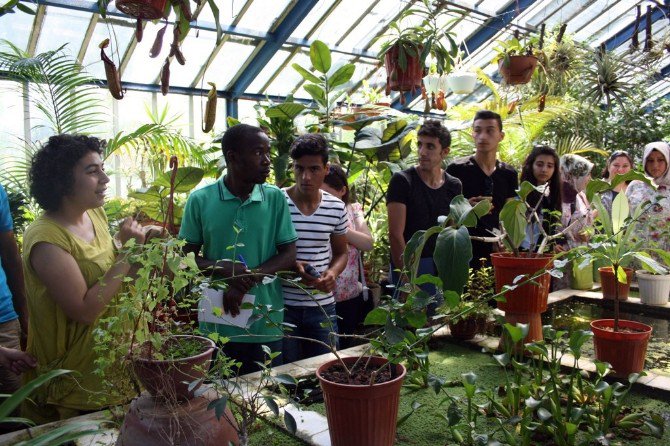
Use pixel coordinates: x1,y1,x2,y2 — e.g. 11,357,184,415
384,43,424,93
498,55,538,85
115,0,168,20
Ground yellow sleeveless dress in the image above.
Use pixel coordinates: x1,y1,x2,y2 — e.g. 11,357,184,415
21,207,133,424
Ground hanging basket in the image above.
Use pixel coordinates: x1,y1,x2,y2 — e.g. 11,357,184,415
115,0,167,20
498,55,538,85
384,43,423,93
446,71,477,94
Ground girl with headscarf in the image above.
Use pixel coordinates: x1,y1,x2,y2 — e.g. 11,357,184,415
560,154,596,249
626,141,670,252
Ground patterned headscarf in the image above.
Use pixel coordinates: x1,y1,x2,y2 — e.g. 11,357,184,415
642,142,670,187
560,154,594,194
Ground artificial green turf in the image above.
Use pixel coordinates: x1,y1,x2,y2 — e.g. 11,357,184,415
292,339,670,446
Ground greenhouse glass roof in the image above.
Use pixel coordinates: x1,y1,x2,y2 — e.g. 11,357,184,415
0,0,669,117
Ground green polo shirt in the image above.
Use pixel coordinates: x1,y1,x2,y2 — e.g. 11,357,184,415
179,178,297,343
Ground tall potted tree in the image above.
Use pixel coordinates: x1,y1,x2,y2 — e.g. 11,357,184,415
583,175,667,376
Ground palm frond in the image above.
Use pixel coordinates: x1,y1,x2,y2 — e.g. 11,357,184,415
0,39,106,136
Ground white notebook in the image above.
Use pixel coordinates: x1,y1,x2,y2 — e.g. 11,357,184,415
198,286,256,328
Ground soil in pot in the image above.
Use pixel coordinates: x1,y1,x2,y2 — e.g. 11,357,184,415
131,335,216,401
320,360,395,385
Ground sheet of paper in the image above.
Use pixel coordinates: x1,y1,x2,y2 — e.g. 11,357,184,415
199,287,255,328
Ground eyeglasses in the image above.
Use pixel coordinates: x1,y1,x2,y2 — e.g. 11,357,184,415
483,176,493,196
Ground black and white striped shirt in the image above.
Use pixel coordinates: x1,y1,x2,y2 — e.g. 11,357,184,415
282,189,349,307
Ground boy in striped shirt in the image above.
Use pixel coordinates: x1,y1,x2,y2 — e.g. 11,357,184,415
282,134,349,363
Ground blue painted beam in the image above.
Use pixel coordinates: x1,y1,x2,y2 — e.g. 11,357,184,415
227,0,318,102
603,5,667,51
391,0,539,110
226,99,238,121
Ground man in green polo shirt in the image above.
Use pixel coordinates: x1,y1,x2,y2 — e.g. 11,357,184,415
180,124,297,374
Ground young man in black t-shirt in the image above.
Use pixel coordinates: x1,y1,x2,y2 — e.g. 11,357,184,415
446,110,518,268
387,120,462,312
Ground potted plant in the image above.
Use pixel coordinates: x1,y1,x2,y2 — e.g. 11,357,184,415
637,248,670,305
440,261,494,341
493,33,540,85
445,51,477,95
377,0,458,100
583,174,667,376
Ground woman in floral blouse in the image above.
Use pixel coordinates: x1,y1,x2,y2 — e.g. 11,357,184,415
626,141,670,252
321,164,373,349
600,150,633,217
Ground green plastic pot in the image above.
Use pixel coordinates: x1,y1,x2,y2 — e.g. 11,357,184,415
592,258,609,283
571,261,593,290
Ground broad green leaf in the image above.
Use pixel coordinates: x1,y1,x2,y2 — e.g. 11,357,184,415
364,307,388,326
154,166,204,193
329,64,355,88
309,40,331,73
611,192,629,235
263,396,279,416
303,84,327,108
207,395,228,420
499,199,527,250
265,103,306,120
434,226,472,295
517,181,536,201
291,63,321,84
284,410,297,434
405,310,427,329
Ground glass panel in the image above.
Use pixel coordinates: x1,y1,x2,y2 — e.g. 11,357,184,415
338,0,407,50
80,20,135,81
289,0,337,40
238,99,260,125
167,26,218,88
0,80,25,166
248,49,292,94
35,7,91,57
0,9,34,52
236,0,292,32
197,0,249,26
576,1,633,45
310,0,375,46
156,92,191,135
265,52,310,97
123,21,174,84
207,42,257,90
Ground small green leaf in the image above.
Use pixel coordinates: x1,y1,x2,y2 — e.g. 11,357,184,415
310,40,331,73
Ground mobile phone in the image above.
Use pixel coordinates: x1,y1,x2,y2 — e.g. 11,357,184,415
304,264,321,278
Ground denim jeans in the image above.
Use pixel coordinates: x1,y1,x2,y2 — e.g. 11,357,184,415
282,303,338,363
390,257,444,317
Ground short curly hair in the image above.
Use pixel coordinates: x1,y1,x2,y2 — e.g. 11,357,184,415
289,134,329,164
29,134,105,211
417,119,451,148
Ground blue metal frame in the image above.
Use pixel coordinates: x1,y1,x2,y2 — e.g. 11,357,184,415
603,4,668,51
227,0,318,97
391,0,540,110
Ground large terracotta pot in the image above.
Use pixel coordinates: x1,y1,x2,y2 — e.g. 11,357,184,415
491,253,553,313
115,0,167,19
598,267,633,301
384,43,423,93
317,356,406,446
117,389,239,446
449,317,483,341
591,319,652,377
498,55,538,85
131,335,216,402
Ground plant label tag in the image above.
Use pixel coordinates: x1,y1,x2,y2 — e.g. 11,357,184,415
199,286,256,328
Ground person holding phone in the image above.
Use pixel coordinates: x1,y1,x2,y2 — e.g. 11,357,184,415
282,134,349,363
447,110,518,268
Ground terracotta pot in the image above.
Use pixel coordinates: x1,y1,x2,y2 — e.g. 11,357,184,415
317,356,406,446
636,271,670,305
498,55,538,85
598,267,633,301
131,335,216,402
384,43,423,92
449,318,480,341
591,319,652,377
491,253,553,314
117,389,239,446
115,0,167,20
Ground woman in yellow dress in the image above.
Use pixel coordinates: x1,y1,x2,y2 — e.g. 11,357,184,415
21,134,145,424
